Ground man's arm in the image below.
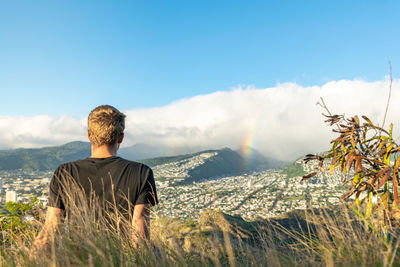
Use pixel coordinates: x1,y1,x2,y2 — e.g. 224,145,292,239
132,166,157,243
132,204,150,242
30,207,64,257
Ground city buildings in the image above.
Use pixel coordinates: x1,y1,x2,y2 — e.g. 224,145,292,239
0,157,346,221
5,190,16,202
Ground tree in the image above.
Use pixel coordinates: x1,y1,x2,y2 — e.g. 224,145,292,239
303,66,400,226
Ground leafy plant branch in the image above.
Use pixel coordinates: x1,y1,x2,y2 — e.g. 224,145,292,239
303,64,400,225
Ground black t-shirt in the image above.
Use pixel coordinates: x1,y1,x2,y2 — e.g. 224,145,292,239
48,156,158,221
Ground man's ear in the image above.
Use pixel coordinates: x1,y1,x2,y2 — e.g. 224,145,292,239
118,132,124,144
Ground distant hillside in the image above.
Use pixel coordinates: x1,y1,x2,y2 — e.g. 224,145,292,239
236,146,285,170
119,143,200,161
187,148,248,179
0,141,90,171
139,153,196,167
281,157,306,178
119,144,286,169
0,142,279,177
281,155,346,189
139,148,274,184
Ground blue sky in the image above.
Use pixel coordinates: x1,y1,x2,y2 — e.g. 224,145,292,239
1,0,400,117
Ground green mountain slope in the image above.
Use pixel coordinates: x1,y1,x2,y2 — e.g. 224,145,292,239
281,157,306,178
0,141,91,171
187,148,246,179
139,148,274,184
0,142,276,178
138,152,196,167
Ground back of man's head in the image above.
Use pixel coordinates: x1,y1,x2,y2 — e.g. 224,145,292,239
88,105,126,146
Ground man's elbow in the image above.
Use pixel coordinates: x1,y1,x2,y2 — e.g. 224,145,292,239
132,216,149,240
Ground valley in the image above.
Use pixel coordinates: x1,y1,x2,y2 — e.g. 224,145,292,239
0,144,348,221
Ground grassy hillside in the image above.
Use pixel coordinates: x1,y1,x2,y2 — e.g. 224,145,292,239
189,148,245,178
281,158,306,178
0,141,90,171
140,148,265,184
138,153,196,167
1,200,399,266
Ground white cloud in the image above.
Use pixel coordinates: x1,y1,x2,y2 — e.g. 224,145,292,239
0,115,86,149
1,79,399,161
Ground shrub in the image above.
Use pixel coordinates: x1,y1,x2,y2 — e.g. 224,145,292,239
303,94,400,226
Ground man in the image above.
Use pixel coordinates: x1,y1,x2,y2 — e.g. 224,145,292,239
31,105,158,254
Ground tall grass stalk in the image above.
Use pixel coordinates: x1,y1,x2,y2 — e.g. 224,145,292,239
1,177,400,266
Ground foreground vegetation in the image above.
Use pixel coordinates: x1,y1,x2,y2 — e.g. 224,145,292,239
1,199,400,266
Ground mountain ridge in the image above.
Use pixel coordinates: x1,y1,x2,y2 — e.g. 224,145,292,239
0,141,91,171
0,142,281,175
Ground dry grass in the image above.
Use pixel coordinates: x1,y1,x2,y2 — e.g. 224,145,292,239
1,205,400,266
1,178,400,266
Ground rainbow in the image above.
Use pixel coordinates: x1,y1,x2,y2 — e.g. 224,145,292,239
240,127,257,169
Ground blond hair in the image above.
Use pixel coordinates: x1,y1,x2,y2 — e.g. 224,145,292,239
87,105,126,146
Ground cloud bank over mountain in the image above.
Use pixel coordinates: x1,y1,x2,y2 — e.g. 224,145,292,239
1,79,399,161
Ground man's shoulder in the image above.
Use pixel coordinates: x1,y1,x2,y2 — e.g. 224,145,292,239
54,158,88,170
116,157,152,171
52,159,86,178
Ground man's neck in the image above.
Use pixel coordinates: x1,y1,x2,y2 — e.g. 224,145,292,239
90,143,119,158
